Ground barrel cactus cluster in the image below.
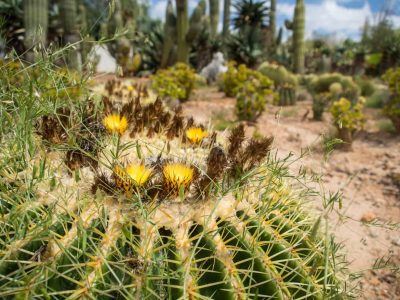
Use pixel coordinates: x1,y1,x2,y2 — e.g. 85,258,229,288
307,73,360,120
0,68,349,298
258,62,298,106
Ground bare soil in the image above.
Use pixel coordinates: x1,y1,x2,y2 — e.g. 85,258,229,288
184,86,400,299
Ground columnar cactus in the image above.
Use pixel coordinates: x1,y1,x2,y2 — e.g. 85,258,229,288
223,0,231,39
285,0,305,74
269,0,276,42
164,0,208,65
176,0,189,63
60,0,82,71
0,80,349,298
23,0,49,62
209,0,219,38
161,0,176,68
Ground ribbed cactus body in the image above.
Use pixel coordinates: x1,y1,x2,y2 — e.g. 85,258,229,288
187,0,206,43
270,0,276,41
24,0,48,62
176,0,189,63
209,0,219,38
0,88,347,298
60,0,82,70
161,0,176,68
223,0,231,39
285,0,305,74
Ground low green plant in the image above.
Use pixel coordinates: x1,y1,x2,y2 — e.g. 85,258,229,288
382,67,400,133
355,76,376,97
151,62,196,102
329,97,365,150
377,119,397,134
365,88,389,108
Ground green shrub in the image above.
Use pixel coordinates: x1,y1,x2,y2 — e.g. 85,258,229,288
329,97,365,150
151,63,196,102
236,75,274,121
365,88,389,108
382,67,400,133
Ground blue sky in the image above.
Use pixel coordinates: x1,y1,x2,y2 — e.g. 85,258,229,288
149,0,400,41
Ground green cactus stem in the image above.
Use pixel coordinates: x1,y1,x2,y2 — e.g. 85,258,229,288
223,0,231,39
24,0,49,63
270,0,276,41
161,0,177,68
285,0,305,74
60,0,82,71
209,0,219,38
187,0,206,44
176,0,189,63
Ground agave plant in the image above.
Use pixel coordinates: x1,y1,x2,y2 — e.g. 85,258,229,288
0,59,351,299
232,0,269,31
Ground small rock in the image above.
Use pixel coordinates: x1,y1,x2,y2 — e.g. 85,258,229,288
391,238,400,247
369,276,381,286
361,212,376,223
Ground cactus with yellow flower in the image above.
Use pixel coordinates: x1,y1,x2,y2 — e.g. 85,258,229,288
0,68,351,298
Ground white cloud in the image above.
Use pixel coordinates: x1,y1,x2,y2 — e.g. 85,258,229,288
278,0,374,41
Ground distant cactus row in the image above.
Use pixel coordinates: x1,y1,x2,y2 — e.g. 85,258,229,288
23,0,85,70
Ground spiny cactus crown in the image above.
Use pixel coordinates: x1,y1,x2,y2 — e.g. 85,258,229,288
0,81,348,299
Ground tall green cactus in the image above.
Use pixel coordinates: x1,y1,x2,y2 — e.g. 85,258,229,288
176,0,189,63
285,0,305,74
223,0,231,39
172,0,207,64
0,87,349,298
270,0,276,41
209,0,219,38
161,0,176,68
60,0,82,71
24,0,48,63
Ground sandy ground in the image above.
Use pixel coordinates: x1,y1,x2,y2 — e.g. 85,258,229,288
183,86,400,299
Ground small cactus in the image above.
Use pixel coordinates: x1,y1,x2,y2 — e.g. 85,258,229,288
258,62,298,106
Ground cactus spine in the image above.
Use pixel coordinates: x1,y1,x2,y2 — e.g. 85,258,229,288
0,87,348,298
223,0,231,39
24,0,48,62
209,0,219,38
60,0,82,70
285,0,305,74
176,0,189,63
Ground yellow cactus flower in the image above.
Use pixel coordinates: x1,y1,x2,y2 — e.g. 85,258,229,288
103,114,128,135
185,127,208,144
125,164,152,186
163,163,194,192
114,164,152,192
127,85,135,92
